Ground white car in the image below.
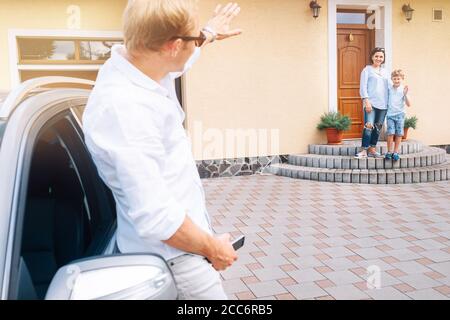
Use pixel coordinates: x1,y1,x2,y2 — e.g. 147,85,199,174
0,77,177,300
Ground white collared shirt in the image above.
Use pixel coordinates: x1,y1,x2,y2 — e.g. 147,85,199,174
360,65,389,110
82,45,212,260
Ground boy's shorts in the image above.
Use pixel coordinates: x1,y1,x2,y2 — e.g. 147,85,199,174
386,114,405,136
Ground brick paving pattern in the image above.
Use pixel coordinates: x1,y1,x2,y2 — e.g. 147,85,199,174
202,174,450,300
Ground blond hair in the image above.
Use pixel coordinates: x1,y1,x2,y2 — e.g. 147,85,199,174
391,69,405,79
123,0,198,52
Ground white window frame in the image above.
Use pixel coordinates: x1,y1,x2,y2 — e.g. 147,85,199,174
8,29,123,86
328,0,392,112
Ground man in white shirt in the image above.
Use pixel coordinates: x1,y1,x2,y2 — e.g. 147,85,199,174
83,0,242,299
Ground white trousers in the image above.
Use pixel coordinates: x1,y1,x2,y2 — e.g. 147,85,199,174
168,254,228,300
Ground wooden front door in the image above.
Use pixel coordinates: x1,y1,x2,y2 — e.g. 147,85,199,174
337,24,374,139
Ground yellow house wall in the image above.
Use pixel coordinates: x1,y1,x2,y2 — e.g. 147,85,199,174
186,0,450,160
186,0,328,160
392,0,450,146
0,0,127,91
1,0,449,159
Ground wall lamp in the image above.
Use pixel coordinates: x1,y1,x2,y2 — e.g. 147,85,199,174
310,1,322,19
402,3,415,22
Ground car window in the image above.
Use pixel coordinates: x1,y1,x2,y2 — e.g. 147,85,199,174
12,112,116,300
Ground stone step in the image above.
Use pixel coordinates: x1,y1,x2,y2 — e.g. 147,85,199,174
308,140,424,156
289,147,446,170
269,158,450,184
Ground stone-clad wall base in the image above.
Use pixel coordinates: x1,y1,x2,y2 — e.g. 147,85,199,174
433,145,450,154
197,155,288,179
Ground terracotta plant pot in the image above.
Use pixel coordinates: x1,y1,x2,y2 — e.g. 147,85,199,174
402,127,409,140
326,128,343,145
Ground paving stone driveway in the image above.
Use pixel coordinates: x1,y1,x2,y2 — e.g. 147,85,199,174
202,174,450,300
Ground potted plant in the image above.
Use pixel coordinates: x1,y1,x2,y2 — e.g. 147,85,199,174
317,112,351,145
403,115,417,140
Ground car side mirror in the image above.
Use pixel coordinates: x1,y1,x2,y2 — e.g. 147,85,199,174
45,254,177,300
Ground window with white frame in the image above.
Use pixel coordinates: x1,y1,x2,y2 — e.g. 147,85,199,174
16,36,123,83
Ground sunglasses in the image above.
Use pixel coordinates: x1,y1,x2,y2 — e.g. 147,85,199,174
171,32,207,47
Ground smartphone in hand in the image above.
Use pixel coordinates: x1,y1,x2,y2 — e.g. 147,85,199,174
204,235,246,264
231,235,245,251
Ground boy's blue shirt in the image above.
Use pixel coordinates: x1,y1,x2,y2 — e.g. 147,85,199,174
387,83,406,117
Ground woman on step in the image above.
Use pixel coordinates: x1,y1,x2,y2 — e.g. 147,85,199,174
355,47,389,159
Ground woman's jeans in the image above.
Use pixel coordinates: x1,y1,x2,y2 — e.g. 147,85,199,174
361,107,387,149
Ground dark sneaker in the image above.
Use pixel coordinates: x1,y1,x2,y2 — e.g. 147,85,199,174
385,152,392,160
392,153,400,161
